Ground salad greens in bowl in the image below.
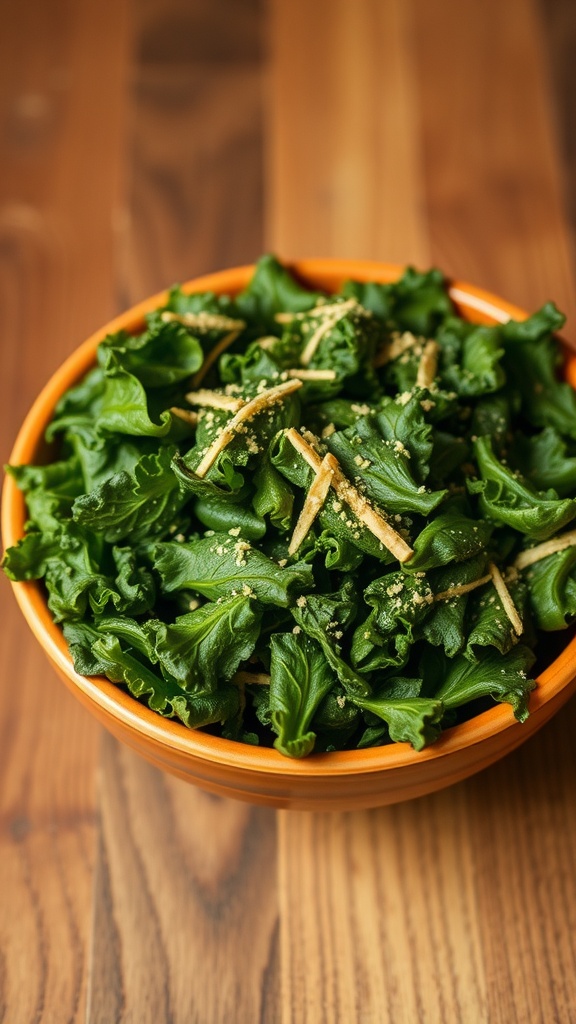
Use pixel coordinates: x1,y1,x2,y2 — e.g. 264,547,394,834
3,256,576,810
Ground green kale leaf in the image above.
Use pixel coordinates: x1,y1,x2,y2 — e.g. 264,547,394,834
522,547,576,631
406,498,493,572
469,435,576,539
91,634,240,727
72,445,183,543
154,533,314,606
150,594,262,691
326,415,447,516
351,571,434,672
422,644,536,721
269,632,337,758
351,677,445,750
101,318,203,387
233,253,323,329
509,427,576,497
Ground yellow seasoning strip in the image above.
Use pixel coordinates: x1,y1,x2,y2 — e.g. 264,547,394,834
184,389,245,412
488,561,524,636
288,453,337,556
433,574,492,602
285,428,413,563
514,528,576,570
195,379,303,478
415,339,439,389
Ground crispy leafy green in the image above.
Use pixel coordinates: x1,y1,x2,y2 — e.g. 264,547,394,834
421,554,487,658
351,571,434,672
405,498,493,571
150,595,262,691
92,633,240,727
252,455,295,532
233,253,323,329
469,436,576,540
421,645,536,723
326,416,447,516
72,445,184,543
342,267,454,336
524,547,576,631
154,533,314,607
437,319,506,397
352,685,445,751
509,427,576,497
464,576,530,661
102,319,203,387
269,632,337,757
5,254,575,758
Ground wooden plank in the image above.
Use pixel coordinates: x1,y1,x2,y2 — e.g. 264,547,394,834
539,0,576,243
279,791,486,1024
115,0,266,307
85,3,281,1020
413,3,576,1012
268,1,576,1021
266,0,428,264
465,703,576,1023
88,736,280,1023
0,630,97,1023
412,0,576,331
0,0,132,1019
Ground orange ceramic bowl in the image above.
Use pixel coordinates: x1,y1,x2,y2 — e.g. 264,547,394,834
4,259,576,811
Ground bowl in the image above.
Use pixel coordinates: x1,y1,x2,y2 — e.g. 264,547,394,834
4,258,576,811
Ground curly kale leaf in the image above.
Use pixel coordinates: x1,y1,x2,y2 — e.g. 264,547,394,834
421,554,488,658
406,499,493,572
91,634,240,728
351,571,434,672
508,427,576,498
269,632,337,758
6,457,85,532
421,644,536,722
351,676,445,751
291,584,370,698
154,533,314,607
72,445,184,543
233,253,324,330
326,415,447,516
150,595,262,691
522,546,576,631
436,318,506,397
4,522,155,622
501,304,576,437
343,266,454,336
469,436,576,540
101,318,203,387
464,576,529,661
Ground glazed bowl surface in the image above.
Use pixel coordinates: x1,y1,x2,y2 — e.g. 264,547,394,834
4,259,576,810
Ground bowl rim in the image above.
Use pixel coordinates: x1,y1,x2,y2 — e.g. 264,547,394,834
4,256,576,778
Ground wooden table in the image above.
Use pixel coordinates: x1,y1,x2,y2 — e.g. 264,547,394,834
2,1,576,1020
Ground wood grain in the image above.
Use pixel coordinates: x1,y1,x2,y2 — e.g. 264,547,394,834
467,698,576,1023
84,3,281,1021
116,0,265,308
266,0,429,264
279,791,488,1024
88,735,280,1024
268,1,576,1022
3,0,576,1020
0,0,132,1019
413,0,576,332
540,0,576,246
278,794,493,1024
